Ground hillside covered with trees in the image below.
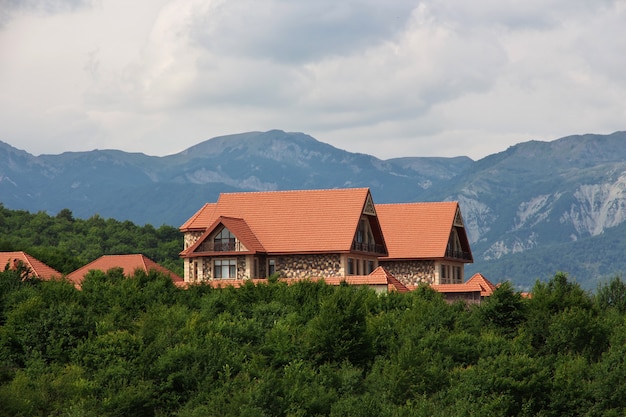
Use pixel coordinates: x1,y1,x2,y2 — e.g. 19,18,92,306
0,204,183,276
2,264,626,416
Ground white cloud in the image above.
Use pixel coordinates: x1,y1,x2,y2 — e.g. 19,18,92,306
0,0,624,160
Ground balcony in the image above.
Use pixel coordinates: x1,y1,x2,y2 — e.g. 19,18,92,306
199,239,242,252
445,249,472,260
352,241,386,254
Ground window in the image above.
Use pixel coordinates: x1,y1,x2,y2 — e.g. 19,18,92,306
356,219,366,243
348,258,355,275
214,228,235,251
214,259,236,278
440,264,449,284
268,259,276,276
368,260,375,274
454,266,462,283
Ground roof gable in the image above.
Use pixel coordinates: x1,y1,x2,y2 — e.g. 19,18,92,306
0,251,62,280
181,188,382,254
376,202,471,260
465,273,497,296
66,254,183,286
182,216,265,256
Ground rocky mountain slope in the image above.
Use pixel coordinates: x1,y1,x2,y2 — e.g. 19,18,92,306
2,129,625,289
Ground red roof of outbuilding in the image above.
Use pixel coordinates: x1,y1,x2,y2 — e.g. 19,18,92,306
0,251,62,280
431,283,483,293
66,254,183,286
465,272,497,297
181,188,383,255
376,202,471,260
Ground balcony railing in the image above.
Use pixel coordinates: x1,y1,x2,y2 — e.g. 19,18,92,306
199,239,242,252
352,241,386,254
445,249,472,260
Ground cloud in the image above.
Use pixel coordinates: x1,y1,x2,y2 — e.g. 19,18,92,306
188,0,418,64
0,0,95,27
0,0,625,160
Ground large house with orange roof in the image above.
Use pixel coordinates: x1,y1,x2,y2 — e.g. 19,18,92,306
0,251,62,280
179,188,474,288
66,254,184,287
179,188,387,282
376,202,473,286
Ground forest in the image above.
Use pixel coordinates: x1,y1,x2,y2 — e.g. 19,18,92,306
3,205,626,416
0,204,183,276
2,265,626,416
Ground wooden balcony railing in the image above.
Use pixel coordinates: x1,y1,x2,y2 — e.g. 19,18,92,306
352,241,386,254
199,239,241,252
445,249,472,260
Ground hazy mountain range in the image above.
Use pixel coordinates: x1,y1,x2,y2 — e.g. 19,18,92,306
2,129,626,290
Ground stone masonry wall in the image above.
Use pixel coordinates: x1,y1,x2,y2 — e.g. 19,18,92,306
275,254,343,278
379,260,435,286
184,231,204,250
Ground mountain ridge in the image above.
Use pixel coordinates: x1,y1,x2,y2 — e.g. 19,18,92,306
2,129,626,289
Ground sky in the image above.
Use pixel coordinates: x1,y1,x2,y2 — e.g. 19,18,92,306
1,0,625,161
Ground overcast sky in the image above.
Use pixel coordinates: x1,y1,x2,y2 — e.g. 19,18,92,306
1,0,624,160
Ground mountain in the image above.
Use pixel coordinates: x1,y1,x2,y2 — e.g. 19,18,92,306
2,129,626,289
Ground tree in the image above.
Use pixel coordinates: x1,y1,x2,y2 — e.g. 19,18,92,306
479,281,527,337
305,285,373,367
596,275,626,312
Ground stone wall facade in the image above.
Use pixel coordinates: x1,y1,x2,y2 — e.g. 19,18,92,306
183,231,204,250
274,254,343,278
185,253,344,282
379,260,435,286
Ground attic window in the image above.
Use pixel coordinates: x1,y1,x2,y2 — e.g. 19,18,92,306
214,227,236,251
363,194,376,216
454,208,464,227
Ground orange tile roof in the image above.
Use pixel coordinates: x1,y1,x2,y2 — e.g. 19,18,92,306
181,188,379,254
431,283,483,293
180,203,217,231
465,272,497,297
0,251,62,280
66,254,183,286
376,202,460,260
368,265,410,293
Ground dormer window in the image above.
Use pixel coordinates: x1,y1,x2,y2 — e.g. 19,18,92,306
214,227,236,251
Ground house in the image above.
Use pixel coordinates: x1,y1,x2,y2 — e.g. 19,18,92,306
66,254,184,287
179,188,388,283
179,188,477,293
0,251,62,280
375,202,473,286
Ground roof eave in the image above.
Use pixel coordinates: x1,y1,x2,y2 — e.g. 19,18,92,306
181,250,259,258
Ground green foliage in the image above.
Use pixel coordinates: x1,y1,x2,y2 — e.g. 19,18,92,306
1,270,625,416
0,205,183,275
595,275,626,312
479,280,527,337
